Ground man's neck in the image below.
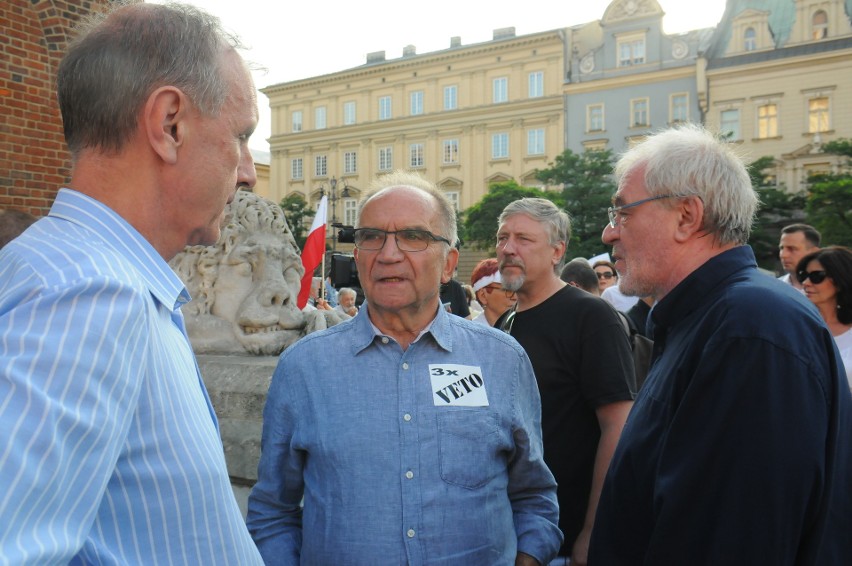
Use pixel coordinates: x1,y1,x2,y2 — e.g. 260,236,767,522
367,301,440,350
515,274,566,313
786,271,804,289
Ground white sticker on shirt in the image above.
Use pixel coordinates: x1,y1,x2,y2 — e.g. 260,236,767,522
429,364,489,407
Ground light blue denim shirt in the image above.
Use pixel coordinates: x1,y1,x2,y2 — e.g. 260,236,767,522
0,189,262,564
248,304,562,565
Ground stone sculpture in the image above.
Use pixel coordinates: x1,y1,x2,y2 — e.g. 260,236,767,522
170,190,348,355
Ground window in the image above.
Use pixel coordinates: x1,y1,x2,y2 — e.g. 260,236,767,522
315,106,326,130
443,85,458,110
315,155,327,177
378,146,393,171
493,77,508,103
379,96,392,120
292,111,303,133
343,198,358,226
527,129,545,155
343,151,357,174
812,10,828,40
744,28,756,51
630,98,649,127
720,109,741,141
442,139,459,164
757,103,778,138
492,133,509,159
444,191,460,212
343,101,356,125
617,33,645,67
409,143,424,168
670,93,688,123
410,91,424,116
808,97,830,133
587,104,605,132
528,72,544,98
291,158,303,180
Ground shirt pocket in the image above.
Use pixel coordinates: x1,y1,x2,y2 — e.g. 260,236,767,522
437,409,503,489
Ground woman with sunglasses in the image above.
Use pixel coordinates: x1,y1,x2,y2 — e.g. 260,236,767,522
796,245,852,389
470,258,517,327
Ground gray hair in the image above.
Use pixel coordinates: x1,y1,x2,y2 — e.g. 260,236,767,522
57,1,244,157
614,124,758,245
338,287,357,299
356,170,458,248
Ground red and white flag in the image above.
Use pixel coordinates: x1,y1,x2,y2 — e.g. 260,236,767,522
297,195,328,309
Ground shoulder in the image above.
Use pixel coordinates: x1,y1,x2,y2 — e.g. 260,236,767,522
446,313,528,357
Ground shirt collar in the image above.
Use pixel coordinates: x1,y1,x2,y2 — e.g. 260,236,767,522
351,302,454,353
49,188,189,311
652,246,757,331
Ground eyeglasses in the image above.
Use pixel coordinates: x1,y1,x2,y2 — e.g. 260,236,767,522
353,228,451,252
483,285,516,298
797,270,828,284
596,271,615,280
607,194,691,228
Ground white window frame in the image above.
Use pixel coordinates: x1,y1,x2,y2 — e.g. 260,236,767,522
744,27,757,51
379,96,392,120
291,157,303,180
630,98,649,127
491,133,509,159
617,32,646,67
757,102,779,139
442,139,459,164
291,110,303,133
444,191,460,212
343,101,356,125
343,198,358,226
314,154,327,177
587,103,605,132
343,151,357,174
527,128,545,155
410,90,424,116
528,71,544,98
378,146,393,171
812,10,828,40
720,108,741,141
315,106,326,130
670,93,689,124
409,143,424,168
493,77,508,104
807,96,830,133
443,85,458,110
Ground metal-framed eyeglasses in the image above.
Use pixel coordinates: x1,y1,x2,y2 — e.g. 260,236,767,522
482,284,516,299
607,194,691,229
353,228,452,252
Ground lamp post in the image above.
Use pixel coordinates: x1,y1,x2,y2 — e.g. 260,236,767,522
319,176,350,253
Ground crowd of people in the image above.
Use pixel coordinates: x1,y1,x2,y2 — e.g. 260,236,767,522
1,2,851,565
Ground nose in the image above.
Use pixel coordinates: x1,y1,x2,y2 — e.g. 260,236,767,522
376,233,405,261
602,223,618,245
238,149,257,190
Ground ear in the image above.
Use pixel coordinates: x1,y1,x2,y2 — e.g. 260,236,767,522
143,86,188,165
440,247,460,284
673,195,706,243
552,240,567,267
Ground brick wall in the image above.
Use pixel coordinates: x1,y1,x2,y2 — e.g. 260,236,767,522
0,0,108,217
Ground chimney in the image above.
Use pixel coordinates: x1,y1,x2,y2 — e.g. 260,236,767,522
366,51,386,64
450,36,461,48
493,27,516,40
402,45,416,57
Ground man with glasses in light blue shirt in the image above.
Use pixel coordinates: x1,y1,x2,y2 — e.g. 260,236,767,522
247,170,562,565
0,3,262,563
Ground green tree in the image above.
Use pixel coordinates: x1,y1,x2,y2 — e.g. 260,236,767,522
536,149,616,259
806,139,852,247
747,156,807,270
279,193,312,248
462,180,550,250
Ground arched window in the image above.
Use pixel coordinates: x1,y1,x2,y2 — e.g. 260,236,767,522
812,10,828,40
744,27,757,51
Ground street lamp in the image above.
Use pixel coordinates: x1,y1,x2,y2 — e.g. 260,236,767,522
319,176,351,253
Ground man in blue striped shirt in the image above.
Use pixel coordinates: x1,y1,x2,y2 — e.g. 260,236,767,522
0,3,263,563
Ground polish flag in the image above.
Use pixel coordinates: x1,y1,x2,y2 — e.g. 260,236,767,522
297,195,328,309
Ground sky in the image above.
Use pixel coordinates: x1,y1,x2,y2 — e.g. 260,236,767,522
155,0,729,152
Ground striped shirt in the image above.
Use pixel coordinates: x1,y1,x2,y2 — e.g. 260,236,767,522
0,189,262,565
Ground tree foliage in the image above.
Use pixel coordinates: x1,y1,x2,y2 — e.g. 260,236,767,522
536,149,616,259
806,138,852,247
462,180,550,251
279,193,312,249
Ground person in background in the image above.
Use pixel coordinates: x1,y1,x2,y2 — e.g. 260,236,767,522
248,171,562,565
796,246,852,390
0,209,37,249
592,259,618,293
591,124,852,565
470,257,517,326
0,3,263,563
496,198,635,565
778,223,820,292
335,286,359,317
439,276,471,318
597,258,640,311
561,258,600,296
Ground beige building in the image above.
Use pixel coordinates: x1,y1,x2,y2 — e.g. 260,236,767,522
703,0,852,191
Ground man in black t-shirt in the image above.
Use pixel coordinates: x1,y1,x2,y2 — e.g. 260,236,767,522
496,198,635,565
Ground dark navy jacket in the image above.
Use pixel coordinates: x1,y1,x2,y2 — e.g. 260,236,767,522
590,246,852,565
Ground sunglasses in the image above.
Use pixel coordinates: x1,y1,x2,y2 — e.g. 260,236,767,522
596,271,615,280
796,270,828,284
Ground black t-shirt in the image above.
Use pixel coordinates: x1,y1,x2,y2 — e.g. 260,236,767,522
499,284,635,554
439,279,470,318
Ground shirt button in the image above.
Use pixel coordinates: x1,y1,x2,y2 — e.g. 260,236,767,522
402,362,409,370
407,529,416,538
403,413,412,422
405,470,414,479
381,337,389,344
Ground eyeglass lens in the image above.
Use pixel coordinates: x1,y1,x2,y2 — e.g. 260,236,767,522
797,270,827,284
